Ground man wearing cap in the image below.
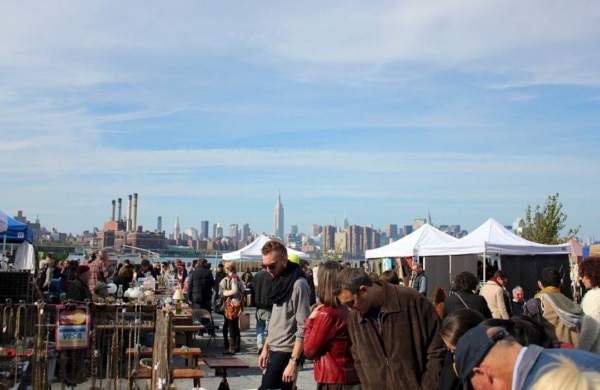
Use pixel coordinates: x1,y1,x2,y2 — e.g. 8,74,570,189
67,265,93,302
93,282,110,303
336,267,445,389
455,325,600,390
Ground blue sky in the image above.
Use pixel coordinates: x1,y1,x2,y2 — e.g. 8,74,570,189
1,1,599,240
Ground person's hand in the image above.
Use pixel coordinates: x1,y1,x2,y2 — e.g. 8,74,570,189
258,347,269,370
308,304,323,319
282,361,297,382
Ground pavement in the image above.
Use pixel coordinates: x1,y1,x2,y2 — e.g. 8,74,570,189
51,307,317,390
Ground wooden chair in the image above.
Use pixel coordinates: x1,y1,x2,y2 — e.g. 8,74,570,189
192,308,219,346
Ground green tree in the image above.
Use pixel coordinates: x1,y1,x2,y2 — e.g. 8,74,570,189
521,193,580,244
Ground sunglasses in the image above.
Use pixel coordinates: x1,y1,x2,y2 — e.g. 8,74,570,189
341,300,355,308
262,263,277,270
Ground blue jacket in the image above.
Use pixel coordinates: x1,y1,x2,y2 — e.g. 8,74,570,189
518,344,600,389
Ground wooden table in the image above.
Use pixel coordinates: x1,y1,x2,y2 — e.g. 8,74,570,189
203,357,249,384
174,324,205,347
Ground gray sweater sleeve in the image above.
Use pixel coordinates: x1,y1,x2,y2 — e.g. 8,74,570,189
267,278,311,351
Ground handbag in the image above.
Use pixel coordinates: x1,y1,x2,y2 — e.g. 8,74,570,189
224,298,243,320
214,296,225,315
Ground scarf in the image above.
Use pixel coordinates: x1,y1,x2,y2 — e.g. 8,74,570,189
268,261,305,306
535,286,561,296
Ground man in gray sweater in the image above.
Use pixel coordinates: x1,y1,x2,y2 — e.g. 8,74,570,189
258,240,310,390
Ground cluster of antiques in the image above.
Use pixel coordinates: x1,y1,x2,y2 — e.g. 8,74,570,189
0,269,209,390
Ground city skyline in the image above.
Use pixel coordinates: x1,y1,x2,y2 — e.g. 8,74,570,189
1,2,598,240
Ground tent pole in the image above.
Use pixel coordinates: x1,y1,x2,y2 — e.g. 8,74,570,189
449,255,452,291
483,251,487,282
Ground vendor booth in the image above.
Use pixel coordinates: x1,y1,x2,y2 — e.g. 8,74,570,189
419,218,571,300
365,224,457,290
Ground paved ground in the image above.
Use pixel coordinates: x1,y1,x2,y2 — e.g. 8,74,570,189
51,307,317,389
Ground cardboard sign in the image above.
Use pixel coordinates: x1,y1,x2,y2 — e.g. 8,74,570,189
55,305,90,350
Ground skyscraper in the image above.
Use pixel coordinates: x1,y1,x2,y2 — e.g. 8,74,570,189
274,193,284,240
200,220,209,239
174,215,181,240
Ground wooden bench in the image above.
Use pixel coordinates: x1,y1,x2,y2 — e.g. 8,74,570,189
135,366,204,386
127,347,204,386
126,347,202,368
203,356,249,386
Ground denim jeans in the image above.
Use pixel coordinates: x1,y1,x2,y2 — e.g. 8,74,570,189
259,351,293,390
256,308,271,348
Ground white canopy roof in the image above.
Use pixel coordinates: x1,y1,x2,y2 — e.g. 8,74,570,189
365,223,458,259
222,234,308,261
418,218,571,256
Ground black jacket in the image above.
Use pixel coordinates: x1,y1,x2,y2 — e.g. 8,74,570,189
252,270,273,311
442,291,492,318
187,266,215,303
66,277,93,302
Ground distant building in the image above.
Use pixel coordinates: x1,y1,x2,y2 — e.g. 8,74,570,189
322,225,336,251
512,218,525,235
174,216,181,240
311,224,322,237
385,224,398,240
273,193,284,240
157,216,162,232
241,223,251,241
200,220,209,239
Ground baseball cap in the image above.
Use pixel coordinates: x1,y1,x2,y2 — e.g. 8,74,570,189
454,325,511,389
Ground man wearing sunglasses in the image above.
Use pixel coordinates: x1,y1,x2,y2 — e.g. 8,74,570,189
258,240,310,390
336,267,445,389
455,325,600,390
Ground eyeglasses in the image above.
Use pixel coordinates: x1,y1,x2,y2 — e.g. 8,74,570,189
262,263,277,270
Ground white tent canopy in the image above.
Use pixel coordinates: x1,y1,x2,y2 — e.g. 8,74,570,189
222,234,307,261
365,224,458,259
418,218,571,257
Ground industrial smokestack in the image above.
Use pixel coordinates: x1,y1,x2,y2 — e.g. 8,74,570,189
133,193,138,232
117,198,122,221
111,200,116,221
127,194,133,232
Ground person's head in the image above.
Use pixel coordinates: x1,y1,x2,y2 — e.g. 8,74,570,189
540,267,561,288
335,268,374,314
223,261,237,276
529,355,600,390
119,264,134,278
368,272,380,282
481,315,553,348
100,250,109,262
454,271,479,292
440,309,485,354
217,263,224,272
46,253,53,260
579,257,600,290
412,262,423,275
140,259,151,270
493,270,508,287
198,258,208,268
455,325,519,390
512,286,524,302
261,240,288,278
380,270,400,285
317,261,344,308
94,282,109,297
76,265,91,283
245,267,252,274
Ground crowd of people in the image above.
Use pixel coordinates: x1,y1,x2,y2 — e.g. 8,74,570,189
35,247,600,389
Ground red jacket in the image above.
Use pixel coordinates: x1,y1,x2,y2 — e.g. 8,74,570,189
303,305,360,385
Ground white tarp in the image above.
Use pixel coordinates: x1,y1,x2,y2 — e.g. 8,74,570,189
365,224,458,259
418,218,571,256
222,234,308,261
13,242,35,270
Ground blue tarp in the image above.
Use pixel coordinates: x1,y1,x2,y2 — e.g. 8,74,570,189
0,214,34,244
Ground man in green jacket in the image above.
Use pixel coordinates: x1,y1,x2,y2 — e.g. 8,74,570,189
336,268,445,389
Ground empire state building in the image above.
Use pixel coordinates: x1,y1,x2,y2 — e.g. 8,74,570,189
274,193,284,240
